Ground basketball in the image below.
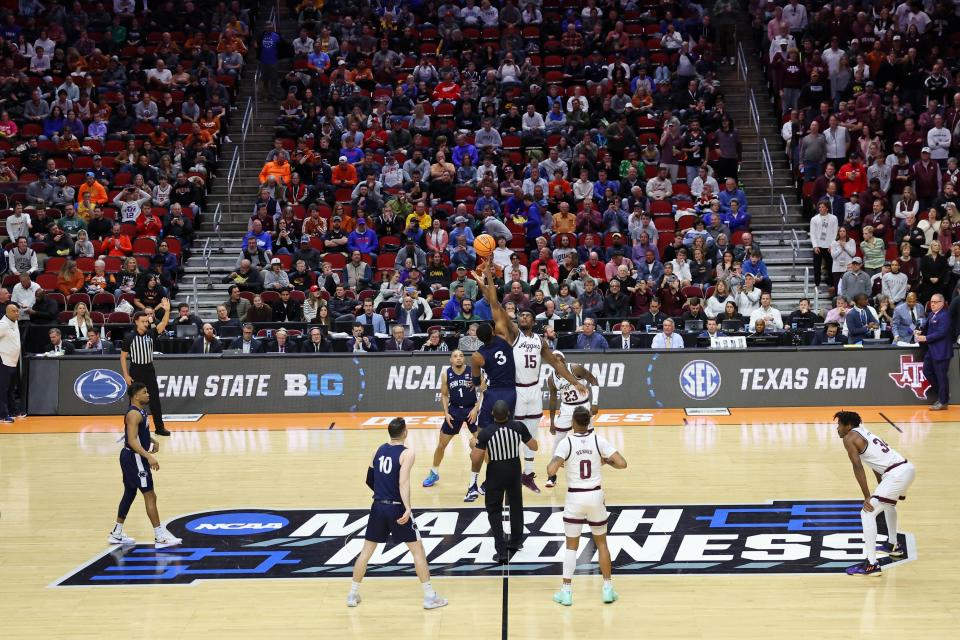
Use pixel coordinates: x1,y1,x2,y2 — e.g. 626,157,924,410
473,234,496,257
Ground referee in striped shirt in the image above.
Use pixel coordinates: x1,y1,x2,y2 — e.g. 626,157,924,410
120,298,171,436
471,400,538,561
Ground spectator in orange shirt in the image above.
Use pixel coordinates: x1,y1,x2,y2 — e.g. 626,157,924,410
331,155,359,188
548,169,572,197
185,123,215,150
838,152,868,199
77,172,108,205
56,259,86,295
552,201,577,233
104,223,133,257
259,155,293,185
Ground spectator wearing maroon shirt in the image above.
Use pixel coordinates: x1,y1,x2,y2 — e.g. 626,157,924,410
777,49,804,115
913,148,943,211
898,119,926,162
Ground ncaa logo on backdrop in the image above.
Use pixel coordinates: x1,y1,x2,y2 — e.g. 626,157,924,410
679,360,721,400
74,369,128,405
185,512,290,536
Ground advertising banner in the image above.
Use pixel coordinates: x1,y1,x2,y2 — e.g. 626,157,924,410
30,347,953,416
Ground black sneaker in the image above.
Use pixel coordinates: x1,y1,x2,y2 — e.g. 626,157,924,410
155,427,172,436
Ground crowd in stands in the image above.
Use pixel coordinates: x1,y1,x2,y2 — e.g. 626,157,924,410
207,0,835,355
762,0,960,342
0,0,257,351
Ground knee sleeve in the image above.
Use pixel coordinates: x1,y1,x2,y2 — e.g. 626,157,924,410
117,486,137,519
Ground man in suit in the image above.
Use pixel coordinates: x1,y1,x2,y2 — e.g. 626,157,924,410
698,318,726,341
637,298,668,331
228,323,265,354
347,322,379,352
651,318,685,349
188,323,223,354
265,328,299,353
384,325,416,351
812,322,847,345
83,328,115,354
574,317,609,350
44,328,76,355
917,293,953,410
608,322,642,350
568,299,596,331
394,295,424,335
302,326,331,353
892,292,925,343
355,298,387,334
844,293,879,344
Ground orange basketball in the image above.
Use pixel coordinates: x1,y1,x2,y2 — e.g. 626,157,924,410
473,234,496,258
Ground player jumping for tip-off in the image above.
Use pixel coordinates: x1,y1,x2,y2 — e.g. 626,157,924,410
834,410,917,577
475,260,587,493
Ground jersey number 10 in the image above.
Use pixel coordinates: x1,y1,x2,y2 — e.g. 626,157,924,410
378,455,393,474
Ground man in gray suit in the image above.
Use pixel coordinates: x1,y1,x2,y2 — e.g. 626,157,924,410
892,292,926,343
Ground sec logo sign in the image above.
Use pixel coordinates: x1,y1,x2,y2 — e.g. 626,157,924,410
679,360,721,400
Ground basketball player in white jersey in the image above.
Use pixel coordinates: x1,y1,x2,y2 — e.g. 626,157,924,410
547,406,626,605
834,410,917,577
476,261,587,493
546,351,599,488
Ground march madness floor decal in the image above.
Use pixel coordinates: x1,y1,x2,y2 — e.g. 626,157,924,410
55,501,914,586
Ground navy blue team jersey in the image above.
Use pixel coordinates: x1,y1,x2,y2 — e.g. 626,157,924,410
119,405,153,493
447,367,477,407
478,336,516,388
372,443,405,503
366,442,418,544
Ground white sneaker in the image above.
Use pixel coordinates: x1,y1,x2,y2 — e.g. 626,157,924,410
107,532,136,545
423,593,449,610
154,530,183,548
347,592,361,607
224,135,233,143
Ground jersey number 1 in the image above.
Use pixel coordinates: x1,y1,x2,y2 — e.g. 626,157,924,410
378,455,393,474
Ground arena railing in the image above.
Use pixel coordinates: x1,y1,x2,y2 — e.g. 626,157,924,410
778,193,789,245
761,138,774,209
201,236,213,289
748,89,762,164
226,148,240,227
190,275,199,312
737,42,748,86
240,97,253,171
789,228,800,281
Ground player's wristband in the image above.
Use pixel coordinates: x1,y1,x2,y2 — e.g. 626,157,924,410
591,385,600,403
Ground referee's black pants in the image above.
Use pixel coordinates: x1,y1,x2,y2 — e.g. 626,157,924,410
485,461,524,550
130,363,165,430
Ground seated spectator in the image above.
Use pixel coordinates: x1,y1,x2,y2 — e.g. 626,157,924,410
749,292,784,332
189,324,224,354
787,298,820,328
420,328,450,352
56,260,85,296
845,293,880,345
651,318,685,349
355,298,387,334
266,328,299,354
302,326,332,353
223,260,263,293
609,322,641,350
229,323,265,353
83,329,116,354
348,322,379,352
575,317,609,350
263,258,291,290
812,322,847,345
385,325,416,352
44,328,76,355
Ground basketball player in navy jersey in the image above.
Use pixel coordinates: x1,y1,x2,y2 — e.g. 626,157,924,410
476,260,586,493
423,350,484,488
465,322,516,501
348,418,448,609
108,382,182,548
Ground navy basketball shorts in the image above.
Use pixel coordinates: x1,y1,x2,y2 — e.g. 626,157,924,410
120,449,154,493
365,502,419,544
442,405,478,435
478,387,517,429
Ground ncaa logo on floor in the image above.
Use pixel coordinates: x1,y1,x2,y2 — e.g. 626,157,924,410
185,512,290,535
679,360,721,400
74,369,128,405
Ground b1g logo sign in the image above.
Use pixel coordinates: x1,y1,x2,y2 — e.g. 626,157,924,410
55,501,914,586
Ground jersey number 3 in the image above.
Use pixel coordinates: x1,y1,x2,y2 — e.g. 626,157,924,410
872,437,890,454
494,351,507,365
377,455,393,474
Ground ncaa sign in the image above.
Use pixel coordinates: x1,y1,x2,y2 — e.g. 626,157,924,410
185,512,290,536
74,369,127,405
679,360,721,400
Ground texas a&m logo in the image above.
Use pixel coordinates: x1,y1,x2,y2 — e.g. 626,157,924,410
888,354,931,400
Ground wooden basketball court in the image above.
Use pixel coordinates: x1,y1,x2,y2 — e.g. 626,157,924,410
1,406,957,639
